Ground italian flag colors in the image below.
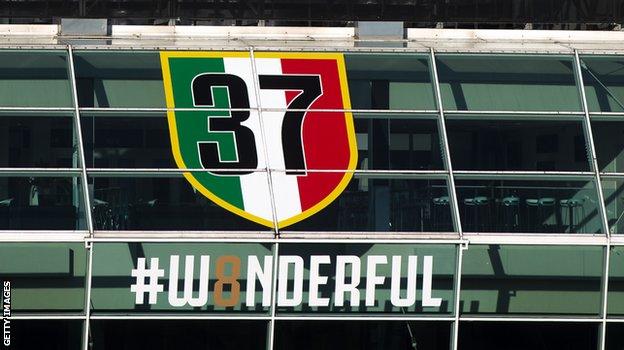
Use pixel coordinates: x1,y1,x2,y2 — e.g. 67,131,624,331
161,52,357,228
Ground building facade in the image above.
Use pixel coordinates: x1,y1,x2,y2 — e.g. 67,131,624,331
0,24,624,349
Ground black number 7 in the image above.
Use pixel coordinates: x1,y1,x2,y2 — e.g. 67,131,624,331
259,75,322,175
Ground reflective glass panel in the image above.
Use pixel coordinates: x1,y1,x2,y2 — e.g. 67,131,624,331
0,243,86,311
601,178,624,234
90,243,273,313
81,112,175,168
6,320,82,350
0,115,77,168
90,174,272,231
593,120,624,173
90,320,267,350
354,114,443,170
436,55,581,111
74,51,165,108
281,174,452,232
461,245,603,315
0,50,71,107
581,56,624,113
447,118,589,171
0,175,86,230
275,321,451,350
82,111,445,171
345,54,435,110
606,323,624,349
275,243,456,314
608,246,624,315
458,322,599,350
455,178,602,234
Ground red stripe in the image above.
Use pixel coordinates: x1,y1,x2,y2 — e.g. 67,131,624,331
280,58,352,211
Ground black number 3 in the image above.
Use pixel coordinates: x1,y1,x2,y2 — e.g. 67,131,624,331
192,74,258,175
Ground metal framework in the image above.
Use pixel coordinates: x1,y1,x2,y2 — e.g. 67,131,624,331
2,40,624,350
0,0,623,28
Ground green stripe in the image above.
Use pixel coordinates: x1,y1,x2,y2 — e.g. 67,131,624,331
167,56,244,209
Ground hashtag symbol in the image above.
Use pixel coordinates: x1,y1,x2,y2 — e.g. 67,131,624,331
130,257,165,304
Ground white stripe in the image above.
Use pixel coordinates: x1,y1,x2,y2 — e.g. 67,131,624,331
255,58,303,221
223,58,272,221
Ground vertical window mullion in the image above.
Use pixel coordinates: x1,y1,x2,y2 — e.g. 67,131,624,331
573,50,611,350
66,44,94,350
249,48,280,237
428,48,463,236
573,51,610,236
429,47,464,350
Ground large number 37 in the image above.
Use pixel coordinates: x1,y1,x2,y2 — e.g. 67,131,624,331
192,73,322,175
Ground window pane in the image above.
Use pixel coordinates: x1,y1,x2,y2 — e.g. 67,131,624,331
0,115,77,168
0,51,71,107
455,178,602,234
281,174,452,232
355,114,443,170
90,320,266,350
276,243,456,315
581,56,624,113
436,55,581,111
74,51,165,108
607,323,624,349
81,111,444,170
601,178,624,234
91,243,272,313
90,174,272,231
0,243,86,311
593,120,624,173
345,54,435,110
7,320,82,350
275,321,451,350
608,246,624,315
461,245,603,315
447,118,589,171
81,113,175,168
459,322,599,350
0,175,86,230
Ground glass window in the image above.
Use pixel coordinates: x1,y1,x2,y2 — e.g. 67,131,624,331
447,118,589,171
81,112,175,168
601,178,624,234
90,320,267,350
606,323,624,349
0,115,77,168
581,56,624,113
345,54,435,110
0,50,72,107
461,245,604,315
274,321,451,350
436,55,581,111
74,51,165,108
80,110,443,174
455,177,602,234
458,322,599,350
275,243,456,314
592,120,624,173
7,320,82,350
608,246,624,315
0,175,86,230
0,243,86,311
90,243,273,313
281,174,453,232
354,114,443,170
90,174,272,231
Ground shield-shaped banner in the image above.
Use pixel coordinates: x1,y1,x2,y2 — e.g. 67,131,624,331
160,51,357,228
